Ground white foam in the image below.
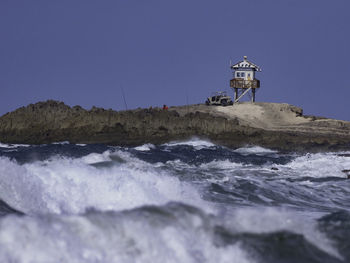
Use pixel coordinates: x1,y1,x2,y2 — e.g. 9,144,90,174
0,152,211,215
163,138,215,150
80,151,112,164
277,152,350,178
52,141,70,145
0,143,30,148
0,211,253,263
234,146,278,155
199,159,245,170
134,143,156,151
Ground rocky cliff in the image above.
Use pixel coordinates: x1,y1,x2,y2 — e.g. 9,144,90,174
0,100,349,152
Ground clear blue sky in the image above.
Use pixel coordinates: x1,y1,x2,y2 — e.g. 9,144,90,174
1,0,349,120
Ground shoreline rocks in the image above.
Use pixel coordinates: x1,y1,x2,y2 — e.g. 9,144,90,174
0,100,349,152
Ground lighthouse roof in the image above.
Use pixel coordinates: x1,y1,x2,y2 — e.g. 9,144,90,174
231,56,261,72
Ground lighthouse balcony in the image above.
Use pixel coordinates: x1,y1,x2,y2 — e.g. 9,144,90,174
230,78,260,89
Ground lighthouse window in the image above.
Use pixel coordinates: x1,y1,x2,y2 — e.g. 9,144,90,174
236,72,240,77
241,72,245,77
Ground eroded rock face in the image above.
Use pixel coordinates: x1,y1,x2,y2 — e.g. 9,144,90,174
0,100,349,152
0,100,240,146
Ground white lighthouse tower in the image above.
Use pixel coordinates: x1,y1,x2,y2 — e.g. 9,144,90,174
230,56,261,103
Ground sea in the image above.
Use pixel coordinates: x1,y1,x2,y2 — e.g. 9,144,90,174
0,138,349,263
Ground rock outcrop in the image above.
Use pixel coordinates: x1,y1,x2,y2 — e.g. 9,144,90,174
0,100,349,152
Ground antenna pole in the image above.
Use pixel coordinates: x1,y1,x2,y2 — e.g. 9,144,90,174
186,89,189,114
121,85,128,110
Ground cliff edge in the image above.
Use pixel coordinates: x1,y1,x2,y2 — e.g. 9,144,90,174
0,100,349,152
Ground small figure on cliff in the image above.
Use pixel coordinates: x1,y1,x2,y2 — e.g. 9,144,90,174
163,104,168,110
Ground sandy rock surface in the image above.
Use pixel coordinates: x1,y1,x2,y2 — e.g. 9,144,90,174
174,102,350,136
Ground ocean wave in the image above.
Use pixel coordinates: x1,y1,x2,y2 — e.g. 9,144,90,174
199,159,246,170
276,152,350,178
0,203,252,263
163,138,216,150
220,207,342,260
233,146,278,155
0,143,349,262
80,151,113,164
52,141,70,145
134,143,156,151
0,142,30,149
0,151,211,215
0,203,345,263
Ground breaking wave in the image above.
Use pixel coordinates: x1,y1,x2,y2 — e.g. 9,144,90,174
0,203,346,263
0,203,253,263
0,139,350,262
163,138,216,150
0,150,210,215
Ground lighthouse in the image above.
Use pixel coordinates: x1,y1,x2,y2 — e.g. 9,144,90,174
230,56,261,103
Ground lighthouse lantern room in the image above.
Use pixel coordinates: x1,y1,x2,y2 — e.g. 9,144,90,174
230,56,261,103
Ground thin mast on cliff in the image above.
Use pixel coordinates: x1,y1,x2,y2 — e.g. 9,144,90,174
120,85,128,110
230,56,261,103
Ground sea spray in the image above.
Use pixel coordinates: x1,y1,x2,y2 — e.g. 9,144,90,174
0,139,349,262
0,151,211,215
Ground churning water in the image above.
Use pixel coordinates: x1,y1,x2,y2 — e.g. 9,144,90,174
0,139,350,263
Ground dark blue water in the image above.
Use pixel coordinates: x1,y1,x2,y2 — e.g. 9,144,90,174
0,139,349,262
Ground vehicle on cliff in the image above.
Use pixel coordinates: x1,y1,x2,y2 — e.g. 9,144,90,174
205,91,233,106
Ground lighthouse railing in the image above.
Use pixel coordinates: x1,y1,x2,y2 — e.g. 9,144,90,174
230,79,260,89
